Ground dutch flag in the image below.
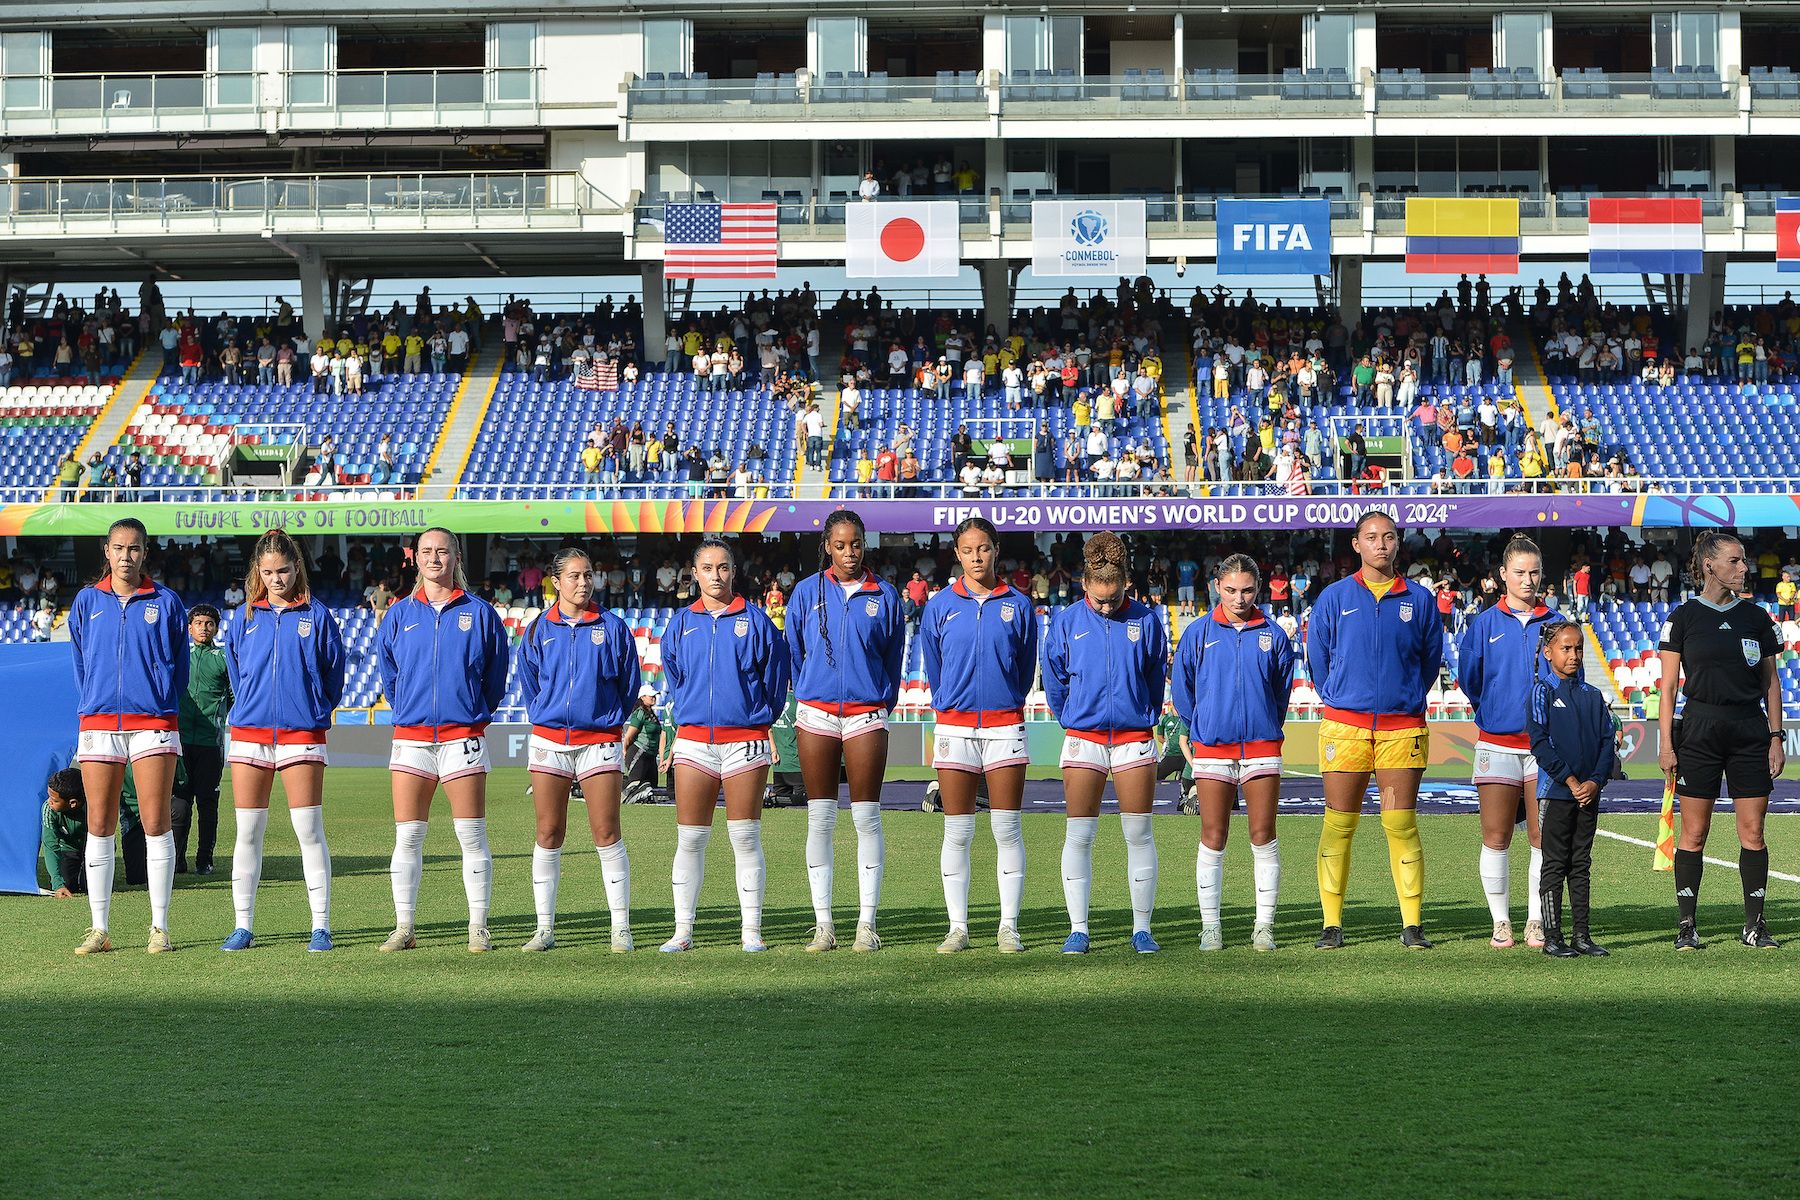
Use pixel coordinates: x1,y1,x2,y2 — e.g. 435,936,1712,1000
1586,197,1704,276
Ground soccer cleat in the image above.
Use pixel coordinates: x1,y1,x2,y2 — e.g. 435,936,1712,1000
1313,925,1345,950
1061,931,1091,955
1400,925,1435,950
1489,920,1515,949
1252,923,1278,952
219,928,255,952
1523,919,1546,948
468,926,493,954
147,927,174,954
997,925,1025,954
377,927,417,953
1542,934,1579,958
611,929,635,954
1131,930,1161,955
1674,922,1704,952
658,934,694,953
805,924,838,953
306,929,334,953
520,930,556,952
1570,932,1610,957
1740,920,1781,949
1199,925,1223,951
742,935,768,953
937,928,971,955
852,923,881,952
74,928,112,956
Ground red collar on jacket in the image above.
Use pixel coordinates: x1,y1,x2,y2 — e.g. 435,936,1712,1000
1350,570,1406,597
1499,597,1551,618
951,578,1012,600
688,595,748,616
545,602,602,625
251,593,312,610
90,578,156,597
410,587,467,604
1209,604,1267,628
825,569,881,593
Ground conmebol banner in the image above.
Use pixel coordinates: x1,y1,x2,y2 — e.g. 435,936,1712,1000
1030,200,1147,277
1216,198,1332,275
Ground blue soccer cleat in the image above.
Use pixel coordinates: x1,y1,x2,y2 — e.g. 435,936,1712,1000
307,929,334,953
220,928,254,952
1061,931,1091,955
1132,930,1161,954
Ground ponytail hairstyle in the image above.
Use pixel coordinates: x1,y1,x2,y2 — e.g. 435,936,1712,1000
106,517,148,547
244,528,312,605
1082,531,1130,589
1688,529,1743,590
418,526,471,591
549,545,593,582
952,516,999,548
1352,508,1397,539
693,536,737,571
1214,552,1261,586
817,509,867,668
1501,532,1541,568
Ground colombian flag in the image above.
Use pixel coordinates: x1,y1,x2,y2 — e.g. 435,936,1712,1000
1778,197,1800,273
1404,197,1520,275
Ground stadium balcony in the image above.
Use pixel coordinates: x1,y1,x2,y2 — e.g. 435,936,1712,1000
1,382,114,490
459,371,799,500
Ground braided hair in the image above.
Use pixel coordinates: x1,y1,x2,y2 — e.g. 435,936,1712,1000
1082,532,1130,588
817,509,866,669
1688,529,1742,591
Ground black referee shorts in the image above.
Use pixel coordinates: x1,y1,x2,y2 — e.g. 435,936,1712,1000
1674,712,1774,800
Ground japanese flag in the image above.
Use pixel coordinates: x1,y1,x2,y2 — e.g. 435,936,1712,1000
846,201,961,279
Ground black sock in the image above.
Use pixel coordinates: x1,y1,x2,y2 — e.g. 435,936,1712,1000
1674,849,1703,925
1741,847,1770,929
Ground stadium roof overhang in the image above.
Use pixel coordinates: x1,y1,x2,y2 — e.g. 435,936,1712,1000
0,229,626,283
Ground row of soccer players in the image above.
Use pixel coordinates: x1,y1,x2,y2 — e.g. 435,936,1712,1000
64,511,1782,955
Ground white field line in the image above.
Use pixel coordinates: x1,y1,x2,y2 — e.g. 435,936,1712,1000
1596,827,1800,884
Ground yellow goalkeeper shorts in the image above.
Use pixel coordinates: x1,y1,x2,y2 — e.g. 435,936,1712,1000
1319,719,1429,773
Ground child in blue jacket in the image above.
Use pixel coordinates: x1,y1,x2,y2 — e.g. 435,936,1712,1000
1527,622,1616,959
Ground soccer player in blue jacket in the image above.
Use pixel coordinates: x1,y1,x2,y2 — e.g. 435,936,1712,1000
1527,621,1615,957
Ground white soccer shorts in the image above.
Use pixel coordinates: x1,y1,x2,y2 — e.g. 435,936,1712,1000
1060,735,1158,776
933,725,1030,774
390,735,491,783
527,735,623,781
671,736,772,780
78,728,183,764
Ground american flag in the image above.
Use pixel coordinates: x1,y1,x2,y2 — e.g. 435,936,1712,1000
663,203,778,279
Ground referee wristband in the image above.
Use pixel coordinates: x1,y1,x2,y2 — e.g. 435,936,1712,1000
1772,730,1786,741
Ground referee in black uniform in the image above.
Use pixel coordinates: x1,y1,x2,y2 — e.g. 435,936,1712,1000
1656,531,1786,950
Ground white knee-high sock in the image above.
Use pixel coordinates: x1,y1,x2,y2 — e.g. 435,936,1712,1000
991,809,1026,928
532,844,561,934
1196,843,1225,927
671,824,711,937
1527,845,1544,923
597,840,631,931
805,799,838,925
727,818,765,939
288,805,331,932
1121,813,1157,934
941,813,976,932
1479,844,1510,924
851,802,884,925
1251,838,1281,925
146,830,176,932
230,808,269,931
1061,817,1098,933
452,817,491,928
390,820,427,928
86,833,116,932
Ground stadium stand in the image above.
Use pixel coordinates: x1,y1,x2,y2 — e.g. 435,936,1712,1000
0,382,114,493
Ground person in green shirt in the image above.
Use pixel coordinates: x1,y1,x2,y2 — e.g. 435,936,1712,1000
766,691,803,808
173,605,232,875
117,762,150,887
1155,704,1196,810
43,768,88,896
621,696,668,803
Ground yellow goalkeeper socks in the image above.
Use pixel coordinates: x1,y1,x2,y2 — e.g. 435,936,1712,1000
1382,809,1425,927
1317,809,1360,928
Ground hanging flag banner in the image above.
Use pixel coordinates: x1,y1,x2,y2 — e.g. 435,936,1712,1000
1404,197,1520,275
845,201,962,279
1215,198,1331,275
1587,197,1704,275
1031,199,1148,277
1777,197,1800,273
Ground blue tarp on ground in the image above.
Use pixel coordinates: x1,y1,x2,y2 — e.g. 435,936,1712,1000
0,642,77,894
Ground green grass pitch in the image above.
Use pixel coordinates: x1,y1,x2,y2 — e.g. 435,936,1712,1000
3,769,1796,1198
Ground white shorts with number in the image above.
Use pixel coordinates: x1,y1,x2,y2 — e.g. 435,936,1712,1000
795,704,888,742
390,736,491,783
1190,755,1284,786
78,728,183,764
1472,742,1538,788
1060,736,1158,776
934,724,1030,774
527,735,622,781
229,739,329,771
671,737,772,780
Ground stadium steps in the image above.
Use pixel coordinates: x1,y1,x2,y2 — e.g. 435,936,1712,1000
54,349,155,502
795,321,846,499
1514,334,1557,426
1161,341,1193,480
1581,621,1628,710
422,352,502,490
